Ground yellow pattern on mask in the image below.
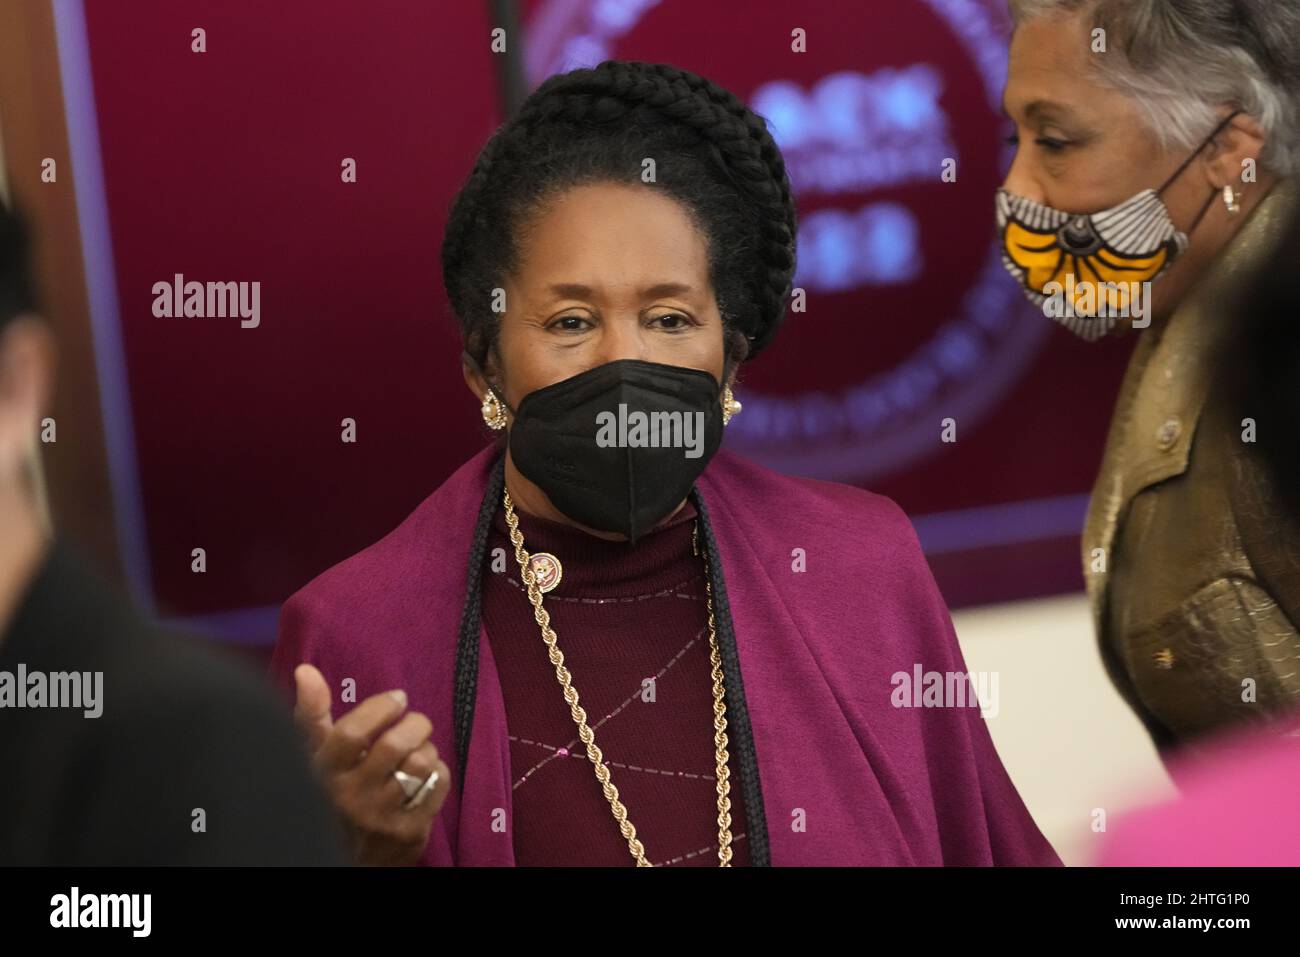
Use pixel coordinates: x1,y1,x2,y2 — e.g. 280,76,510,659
1003,220,1172,314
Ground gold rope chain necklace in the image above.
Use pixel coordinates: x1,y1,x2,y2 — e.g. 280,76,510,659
501,488,735,866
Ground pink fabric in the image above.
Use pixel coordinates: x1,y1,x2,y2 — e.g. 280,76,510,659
1097,713,1300,866
270,445,1060,866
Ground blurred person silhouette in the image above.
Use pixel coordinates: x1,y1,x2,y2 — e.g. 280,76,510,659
1000,0,1300,760
0,198,345,865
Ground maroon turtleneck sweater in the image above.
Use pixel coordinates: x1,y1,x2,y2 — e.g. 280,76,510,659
481,497,751,866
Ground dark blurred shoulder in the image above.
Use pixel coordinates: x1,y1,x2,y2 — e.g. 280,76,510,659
0,540,347,865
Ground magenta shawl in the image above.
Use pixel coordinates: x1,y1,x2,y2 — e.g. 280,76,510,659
270,445,1060,866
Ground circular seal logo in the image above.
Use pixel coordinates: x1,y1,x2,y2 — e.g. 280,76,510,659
528,552,563,594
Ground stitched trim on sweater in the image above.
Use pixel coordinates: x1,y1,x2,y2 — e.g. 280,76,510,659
507,625,707,788
502,574,704,603
655,832,748,867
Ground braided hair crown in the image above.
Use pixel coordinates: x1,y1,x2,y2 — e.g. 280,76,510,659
440,60,798,365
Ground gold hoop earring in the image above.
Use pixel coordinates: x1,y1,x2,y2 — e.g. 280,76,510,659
722,386,742,425
481,392,507,430
1223,185,1241,215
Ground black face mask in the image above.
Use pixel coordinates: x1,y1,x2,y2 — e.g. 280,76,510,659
468,355,726,542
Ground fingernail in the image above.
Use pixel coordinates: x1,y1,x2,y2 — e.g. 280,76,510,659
389,690,407,707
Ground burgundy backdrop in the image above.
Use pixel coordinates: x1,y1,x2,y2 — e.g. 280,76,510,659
72,0,1134,644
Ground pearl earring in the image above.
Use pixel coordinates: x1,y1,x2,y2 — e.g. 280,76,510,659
722,386,742,425
481,392,507,430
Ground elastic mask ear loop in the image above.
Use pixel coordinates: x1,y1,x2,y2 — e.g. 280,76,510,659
462,349,519,419
1156,110,1242,197
1185,189,1221,236
1156,110,1243,239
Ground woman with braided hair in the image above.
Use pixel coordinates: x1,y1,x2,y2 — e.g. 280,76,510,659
270,60,1058,867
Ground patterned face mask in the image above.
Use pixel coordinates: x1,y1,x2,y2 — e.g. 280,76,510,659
996,111,1240,340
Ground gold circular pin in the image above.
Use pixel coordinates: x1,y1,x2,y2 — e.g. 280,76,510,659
528,552,563,594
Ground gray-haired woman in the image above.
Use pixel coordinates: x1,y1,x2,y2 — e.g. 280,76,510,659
997,0,1300,759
